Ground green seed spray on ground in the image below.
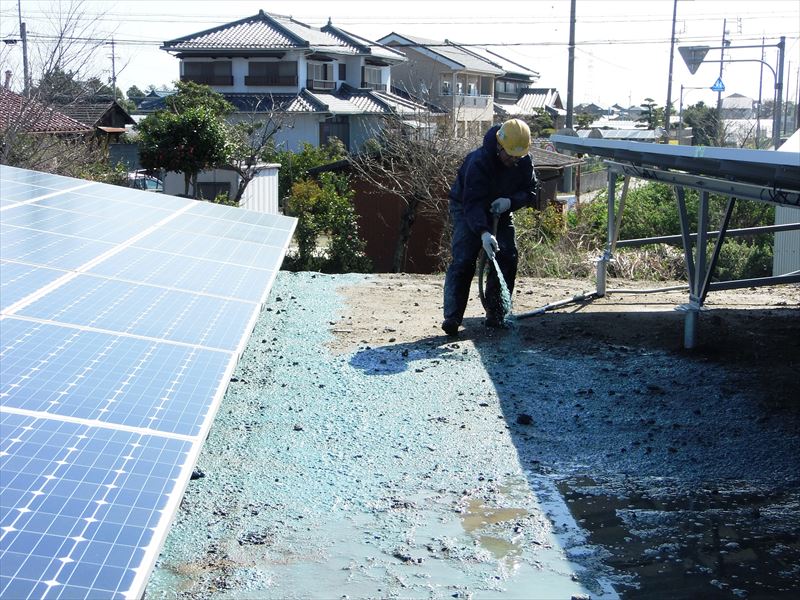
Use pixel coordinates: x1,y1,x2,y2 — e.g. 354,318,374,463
490,255,513,319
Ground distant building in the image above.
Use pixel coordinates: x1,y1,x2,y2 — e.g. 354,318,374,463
721,93,756,120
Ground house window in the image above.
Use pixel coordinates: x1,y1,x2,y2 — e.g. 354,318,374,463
246,61,297,86
455,82,464,95
307,62,335,90
467,82,477,96
441,80,451,95
196,182,230,201
338,63,346,80
182,61,233,86
362,66,383,90
320,116,349,150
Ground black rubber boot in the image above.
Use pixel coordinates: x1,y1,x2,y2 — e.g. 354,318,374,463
441,318,460,336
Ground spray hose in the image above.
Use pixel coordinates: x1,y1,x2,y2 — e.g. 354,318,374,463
477,214,500,311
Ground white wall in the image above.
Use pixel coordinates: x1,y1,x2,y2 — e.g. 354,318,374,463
238,164,281,214
773,129,800,275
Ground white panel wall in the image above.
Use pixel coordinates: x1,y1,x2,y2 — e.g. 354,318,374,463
773,206,800,275
238,164,281,214
773,130,800,275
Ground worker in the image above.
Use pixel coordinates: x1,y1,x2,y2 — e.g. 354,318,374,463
441,118,540,336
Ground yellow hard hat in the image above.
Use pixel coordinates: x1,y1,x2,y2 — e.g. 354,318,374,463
496,119,531,157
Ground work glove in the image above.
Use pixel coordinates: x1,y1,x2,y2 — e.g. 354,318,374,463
491,197,511,214
481,231,499,260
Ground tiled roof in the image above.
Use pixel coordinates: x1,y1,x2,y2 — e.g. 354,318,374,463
322,24,406,63
223,93,323,113
380,33,504,75
162,11,403,62
136,87,430,118
454,45,539,79
530,146,583,168
58,101,135,127
0,88,93,134
496,88,563,117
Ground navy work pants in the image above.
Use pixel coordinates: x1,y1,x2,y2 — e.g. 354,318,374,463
443,204,517,324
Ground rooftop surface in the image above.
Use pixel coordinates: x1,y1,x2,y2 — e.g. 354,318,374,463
147,271,800,598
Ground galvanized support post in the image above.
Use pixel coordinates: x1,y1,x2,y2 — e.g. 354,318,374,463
701,197,736,303
675,186,696,285
597,169,617,297
684,190,709,349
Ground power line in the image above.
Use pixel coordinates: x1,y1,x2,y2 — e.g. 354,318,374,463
16,32,799,49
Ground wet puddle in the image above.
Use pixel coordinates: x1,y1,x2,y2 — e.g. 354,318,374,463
460,500,528,563
558,475,800,599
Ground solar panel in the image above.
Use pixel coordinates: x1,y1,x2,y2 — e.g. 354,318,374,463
0,164,296,599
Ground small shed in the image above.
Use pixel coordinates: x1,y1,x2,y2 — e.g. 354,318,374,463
774,129,800,275
59,100,135,140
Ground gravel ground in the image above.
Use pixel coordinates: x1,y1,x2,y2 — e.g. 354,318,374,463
146,272,800,599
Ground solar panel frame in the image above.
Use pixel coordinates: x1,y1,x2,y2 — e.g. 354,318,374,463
0,165,296,599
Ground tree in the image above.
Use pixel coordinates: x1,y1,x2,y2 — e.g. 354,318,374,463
268,139,348,207
137,106,231,196
165,80,234,117
223,95,296,202
576,113,595,129
0,0,130,182
136,82,234,197
284,172,370,273
349,113,470,272
638,98,664,131
126,85,145,101
683,101,721,146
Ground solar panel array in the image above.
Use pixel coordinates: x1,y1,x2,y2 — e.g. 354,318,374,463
0,165,296,599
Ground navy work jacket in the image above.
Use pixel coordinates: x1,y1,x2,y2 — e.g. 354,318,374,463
448,125,539,236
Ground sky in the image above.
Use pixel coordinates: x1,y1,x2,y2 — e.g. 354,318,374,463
1,0,798,111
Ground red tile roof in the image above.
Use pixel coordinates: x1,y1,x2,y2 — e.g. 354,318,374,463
0,88,93,134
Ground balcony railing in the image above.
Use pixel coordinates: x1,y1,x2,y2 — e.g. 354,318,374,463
245,75,298,86
441,94,492,110
180,75,233,86
307,79,336,91
459,94,491,109
361,81,386,91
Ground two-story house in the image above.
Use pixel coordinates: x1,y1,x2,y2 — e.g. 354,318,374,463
378,33,562,137
377,33,503,137
159,10,432,153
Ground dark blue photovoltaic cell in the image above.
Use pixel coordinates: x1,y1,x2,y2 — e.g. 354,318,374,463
0,262,66,311
87,247,275,302
0,164,296,599
0,225,115,270
134,227,286,268
17,275,257,350
0,412,192,600
1,205,156,244
0,318,231,436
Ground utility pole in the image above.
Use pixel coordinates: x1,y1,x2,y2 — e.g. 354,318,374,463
757,37,764,148
774,36,785,148
716,19,727,115
109,37,117,101
18,0,30,96
783,60,791,138
566,0,576,129
664,0,678,136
